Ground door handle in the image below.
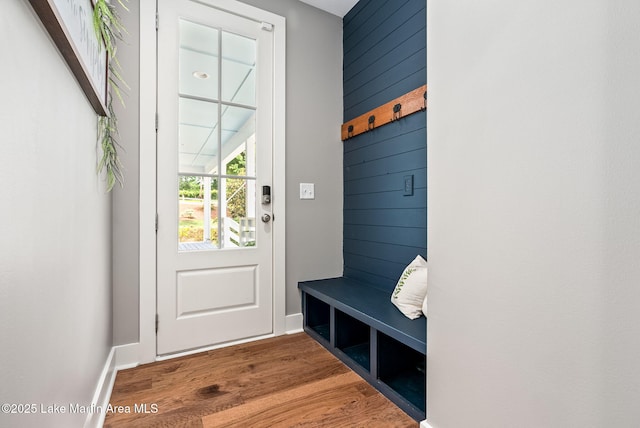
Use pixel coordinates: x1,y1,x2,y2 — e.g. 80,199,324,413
261,214,271,223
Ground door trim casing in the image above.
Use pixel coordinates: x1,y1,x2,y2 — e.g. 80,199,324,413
138,0,286,363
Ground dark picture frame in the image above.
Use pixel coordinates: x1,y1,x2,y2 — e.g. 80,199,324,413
29,0,108,116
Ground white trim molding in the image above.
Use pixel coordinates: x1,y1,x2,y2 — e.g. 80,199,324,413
271,4,287,340
285,313,303,334
114,342,141,370
83,344,144,428
138,0,158,365
83,348,117,428
420,420,434,428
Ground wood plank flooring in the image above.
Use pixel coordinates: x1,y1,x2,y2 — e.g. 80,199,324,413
104,333,417,427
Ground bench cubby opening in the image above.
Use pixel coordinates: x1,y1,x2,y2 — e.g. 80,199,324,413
377,331,426,414
335,309,371,371
303,293,330,342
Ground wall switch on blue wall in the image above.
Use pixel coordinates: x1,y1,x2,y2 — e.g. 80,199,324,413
403,175,414,196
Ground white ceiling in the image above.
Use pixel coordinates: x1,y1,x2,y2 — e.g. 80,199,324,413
298,0,359,17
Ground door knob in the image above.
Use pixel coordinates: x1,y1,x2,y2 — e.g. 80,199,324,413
261,214,271,223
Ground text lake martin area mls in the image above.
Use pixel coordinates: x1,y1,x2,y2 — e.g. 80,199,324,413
2,402,159,415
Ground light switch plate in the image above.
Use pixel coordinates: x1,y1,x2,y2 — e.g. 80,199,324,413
300,183,315,199
403,175,414,196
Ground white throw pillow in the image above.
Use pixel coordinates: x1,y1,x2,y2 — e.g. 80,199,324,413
391,255,428,319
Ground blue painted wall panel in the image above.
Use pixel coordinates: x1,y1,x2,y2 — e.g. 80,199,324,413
345,13,425,93
343,0,388,40
344,208,426,228
345,148,426,181
344,190,426,211
344,239,425,266
344,224,427,249
344,1,426,119
343,0,408,47
344,49,426,119
344,0,424,72
345,169,426,195
344,45,426,114
344,112,424,151
343,256,406,292
344,225,427,248
346,71,426,121
344,118,426,165
345,29,425,92
343,0,426,290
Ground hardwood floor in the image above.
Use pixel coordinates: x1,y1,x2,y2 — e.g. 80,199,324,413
104,333,417,427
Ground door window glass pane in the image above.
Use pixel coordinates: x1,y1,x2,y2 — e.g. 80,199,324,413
221,178,256,248
222,31,256,106
221,106,255,177
178,175,218,251
179,20,219,100
179,98,219,174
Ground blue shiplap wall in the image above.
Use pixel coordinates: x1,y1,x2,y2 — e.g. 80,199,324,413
343,0,426,292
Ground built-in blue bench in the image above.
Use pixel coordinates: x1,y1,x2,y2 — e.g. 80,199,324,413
299,276,426,421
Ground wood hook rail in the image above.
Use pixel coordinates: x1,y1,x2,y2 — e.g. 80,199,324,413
341,84,427,141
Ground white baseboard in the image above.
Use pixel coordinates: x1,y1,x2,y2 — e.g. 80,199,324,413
420,421,433,428
115,342,141,370
83,348,117,428
83,343,142,428
285,312,303,333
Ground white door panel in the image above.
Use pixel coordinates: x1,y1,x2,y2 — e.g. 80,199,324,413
176,266,258,316
157,0,274,355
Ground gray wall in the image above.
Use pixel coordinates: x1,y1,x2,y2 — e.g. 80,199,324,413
427,1,640,427
112,0,141,345
0,1,113,426
239,0,344,315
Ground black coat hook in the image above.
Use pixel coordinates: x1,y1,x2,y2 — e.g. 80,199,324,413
392,103,402,121
347,124,354,138
367,115,375,130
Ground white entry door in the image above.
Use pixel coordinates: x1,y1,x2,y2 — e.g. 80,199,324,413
157,0,275,355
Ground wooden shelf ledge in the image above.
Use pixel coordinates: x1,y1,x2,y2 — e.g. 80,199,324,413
342,84,427,141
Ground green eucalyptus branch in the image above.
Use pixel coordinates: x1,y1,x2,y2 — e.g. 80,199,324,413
93,0,127,58
97,97,124,192
93,0,129,192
